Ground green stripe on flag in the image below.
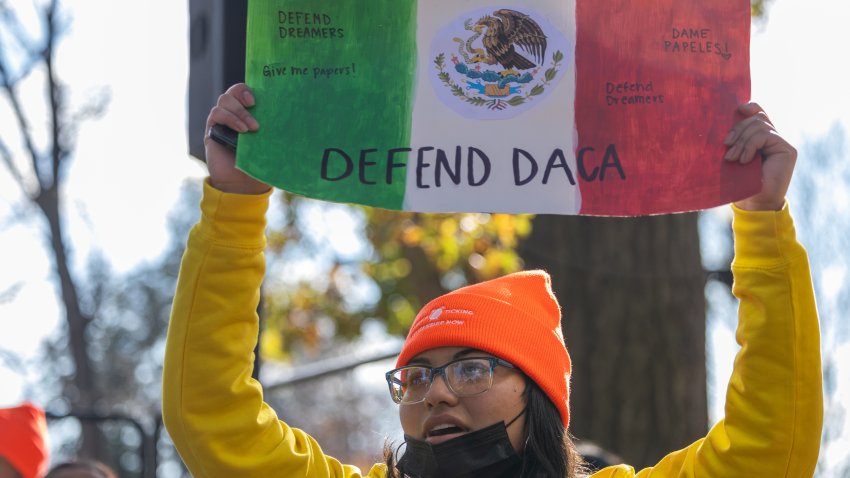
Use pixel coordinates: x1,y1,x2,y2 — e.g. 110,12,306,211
239,1,418,210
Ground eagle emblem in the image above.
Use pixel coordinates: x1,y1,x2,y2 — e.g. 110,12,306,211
474,9,547,76
431,7,570,117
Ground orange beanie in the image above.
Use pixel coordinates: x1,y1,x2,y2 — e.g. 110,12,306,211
397,270,572,428
0,402,49,478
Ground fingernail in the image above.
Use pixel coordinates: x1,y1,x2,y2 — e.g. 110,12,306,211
724,145,738,161
248,117,260,129
723,130,736,145
236,121,249,133
243,90,255,106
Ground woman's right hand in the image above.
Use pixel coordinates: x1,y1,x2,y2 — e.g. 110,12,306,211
204,83,271,195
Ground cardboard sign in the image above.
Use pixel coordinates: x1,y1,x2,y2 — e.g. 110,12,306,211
238,0,755,215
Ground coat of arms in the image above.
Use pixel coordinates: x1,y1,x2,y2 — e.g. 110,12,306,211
432,8,570,117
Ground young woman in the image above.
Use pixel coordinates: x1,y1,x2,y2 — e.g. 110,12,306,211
162,83,822,477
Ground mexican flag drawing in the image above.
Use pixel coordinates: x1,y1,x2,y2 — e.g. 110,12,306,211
237,0,754,216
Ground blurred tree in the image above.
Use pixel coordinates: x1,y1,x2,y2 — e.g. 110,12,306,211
260,194,533,360
519,214,706,468
751,0,774,22
0,2,198,473
0,0,109,458
39,181,200,477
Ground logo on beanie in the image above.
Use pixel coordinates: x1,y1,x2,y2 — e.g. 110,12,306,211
427,306,474,321
409,305,476,338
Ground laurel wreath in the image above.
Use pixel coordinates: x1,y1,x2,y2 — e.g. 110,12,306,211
435,50,564,109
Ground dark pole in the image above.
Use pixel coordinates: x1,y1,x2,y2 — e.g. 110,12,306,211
187,0,248,161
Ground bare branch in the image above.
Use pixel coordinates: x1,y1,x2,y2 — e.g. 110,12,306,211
0,69,43,198
0,4,46,84
0,2,39,57
0,281,23,304
0,137,29,196
44,0,65,191
0,3,47,196
0,0,73,198
0,200,38,232
72,87,112,122
0,347,26,375
63,87,112,148
0,7,41,92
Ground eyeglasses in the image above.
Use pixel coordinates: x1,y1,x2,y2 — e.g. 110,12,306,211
385,357,517,404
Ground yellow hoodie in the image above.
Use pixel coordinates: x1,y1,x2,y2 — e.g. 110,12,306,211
163,181,822,477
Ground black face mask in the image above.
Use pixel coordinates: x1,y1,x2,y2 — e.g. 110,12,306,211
395,421,522,478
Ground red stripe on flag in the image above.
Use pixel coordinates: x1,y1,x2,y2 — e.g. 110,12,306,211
575,0,757,215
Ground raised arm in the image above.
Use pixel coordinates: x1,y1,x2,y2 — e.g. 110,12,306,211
699,104,821,475
595,104,822,477
161,84,382,477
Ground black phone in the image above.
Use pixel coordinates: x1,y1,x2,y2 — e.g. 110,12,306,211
207,124,239,152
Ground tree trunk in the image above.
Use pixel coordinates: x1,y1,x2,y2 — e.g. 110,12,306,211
518,213,707,469
35,185,102,459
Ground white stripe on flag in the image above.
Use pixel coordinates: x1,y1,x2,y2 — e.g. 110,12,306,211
404,0,580,214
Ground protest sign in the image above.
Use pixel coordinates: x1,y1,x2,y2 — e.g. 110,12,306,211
237,0,755,215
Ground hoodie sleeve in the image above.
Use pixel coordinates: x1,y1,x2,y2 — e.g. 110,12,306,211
161,180,387,478
592,203,823,478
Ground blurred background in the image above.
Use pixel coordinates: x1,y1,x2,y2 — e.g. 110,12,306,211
1,0,848,476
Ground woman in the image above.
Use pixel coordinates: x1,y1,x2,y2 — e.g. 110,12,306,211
162,83,822,477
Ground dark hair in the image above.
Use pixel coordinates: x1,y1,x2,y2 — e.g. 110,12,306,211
384,376,585,477
45,460,117,478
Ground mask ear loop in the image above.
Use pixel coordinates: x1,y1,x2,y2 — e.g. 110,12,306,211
505,407,527,429
505,407,529,455
506,371,533,433
393,440,407,478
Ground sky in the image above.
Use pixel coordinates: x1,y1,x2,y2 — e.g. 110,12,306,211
1,0,849,473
